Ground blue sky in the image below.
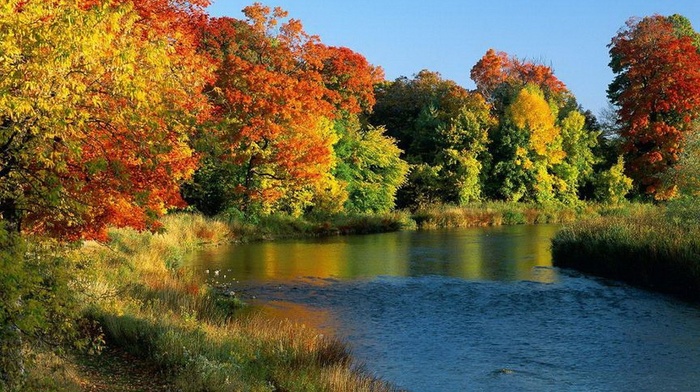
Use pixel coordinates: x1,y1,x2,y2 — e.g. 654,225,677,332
207,1,700,116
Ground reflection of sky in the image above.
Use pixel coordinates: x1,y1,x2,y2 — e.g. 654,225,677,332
192,225,561,285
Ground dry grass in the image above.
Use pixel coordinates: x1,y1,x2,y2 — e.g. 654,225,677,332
69,212,396,391
552,205,700,300
412,201,586,229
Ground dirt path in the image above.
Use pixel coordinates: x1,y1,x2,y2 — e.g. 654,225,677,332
76,346,173,392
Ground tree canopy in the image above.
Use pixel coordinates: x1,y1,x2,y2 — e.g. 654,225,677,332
608,14,700,198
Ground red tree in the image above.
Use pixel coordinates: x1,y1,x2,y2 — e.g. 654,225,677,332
0,0,212,240
470,49,568,103
608,15,700,196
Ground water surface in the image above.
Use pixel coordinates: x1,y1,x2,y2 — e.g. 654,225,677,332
193,225,700,391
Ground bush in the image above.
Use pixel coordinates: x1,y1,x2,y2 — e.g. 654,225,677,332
0,226,82,390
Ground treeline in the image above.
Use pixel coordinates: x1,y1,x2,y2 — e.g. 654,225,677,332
2,2,700,242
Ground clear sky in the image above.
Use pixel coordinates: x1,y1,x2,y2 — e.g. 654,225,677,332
207,1,700,116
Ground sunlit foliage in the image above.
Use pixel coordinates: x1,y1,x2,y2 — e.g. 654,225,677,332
370,70,494,208
608,14,700,197
0,0,210,240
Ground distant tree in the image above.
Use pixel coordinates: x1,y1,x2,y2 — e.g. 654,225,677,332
664,123,700,223
470,48,571,109
608,14,700,198
332,117,408,214
370,70,493,208
490,85,565,202
593,156,633,204
553,111,599,202
471,50,600,203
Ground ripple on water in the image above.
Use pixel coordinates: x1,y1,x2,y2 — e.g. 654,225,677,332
238,273,700,392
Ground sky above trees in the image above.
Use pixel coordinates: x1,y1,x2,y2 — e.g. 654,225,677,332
207,1,700,116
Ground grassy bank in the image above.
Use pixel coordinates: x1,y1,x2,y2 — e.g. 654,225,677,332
222,210,416,241
22,214,396,391
551,204,700,300
411,201,603,229
20,201,640,390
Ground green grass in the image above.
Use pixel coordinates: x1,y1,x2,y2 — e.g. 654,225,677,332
551,205,700,300
221,210,416,241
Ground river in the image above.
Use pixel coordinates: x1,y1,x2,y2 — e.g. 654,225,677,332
192,225,700,391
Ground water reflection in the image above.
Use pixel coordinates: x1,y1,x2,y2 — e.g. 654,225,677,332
193,225,560,284
189,225,700,392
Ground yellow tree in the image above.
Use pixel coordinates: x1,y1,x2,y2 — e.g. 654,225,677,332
498,85,565,202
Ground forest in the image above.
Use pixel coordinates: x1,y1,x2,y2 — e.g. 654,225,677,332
2,0,700,390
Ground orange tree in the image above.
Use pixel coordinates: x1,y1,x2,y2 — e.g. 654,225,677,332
187,4,403,217
0,0,211,240
608,14,700,198
187,6,338,216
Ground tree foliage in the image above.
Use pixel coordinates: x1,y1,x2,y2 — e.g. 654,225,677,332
185,5,386,217
608,14,700,197
469,50,599,203
470,48,571,108
0,0,211,240
333,117,408,214
593,156,633,204
370,70,493,208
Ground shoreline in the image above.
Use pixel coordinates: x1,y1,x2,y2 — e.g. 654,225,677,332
551,209,700,302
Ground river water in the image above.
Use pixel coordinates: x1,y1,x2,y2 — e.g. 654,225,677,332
192,225,700,391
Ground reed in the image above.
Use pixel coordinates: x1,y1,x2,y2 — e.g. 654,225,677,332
222,210,415,241
552,206,700,300
411,201,590,229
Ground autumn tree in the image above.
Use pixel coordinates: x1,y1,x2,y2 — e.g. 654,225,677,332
608,14,700,198
0,1,211,387
0,0,210,240
186,4,399,218
370,70,494,208
470,50,599,203
488,85,564,202
186,7,340,216
471,48,571,110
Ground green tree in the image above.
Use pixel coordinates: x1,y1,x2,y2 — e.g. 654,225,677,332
489,85,565,202
370,70,493,208
332,117,408,214
593,156,633,204
554,111,600,203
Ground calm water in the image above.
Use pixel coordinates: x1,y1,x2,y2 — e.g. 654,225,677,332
192,225,700,391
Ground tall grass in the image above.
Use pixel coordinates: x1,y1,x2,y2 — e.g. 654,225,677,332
411,201,593,229
221,210,415,241
552,205,700,300
67,213,397,391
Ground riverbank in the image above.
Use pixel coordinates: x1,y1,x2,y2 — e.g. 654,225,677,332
551,204,700,301
20,214,397,391
19,202,643,390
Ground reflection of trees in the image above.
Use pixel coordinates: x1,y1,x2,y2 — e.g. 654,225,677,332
247,300,339,336
195,226,559,284
199,234,410,283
